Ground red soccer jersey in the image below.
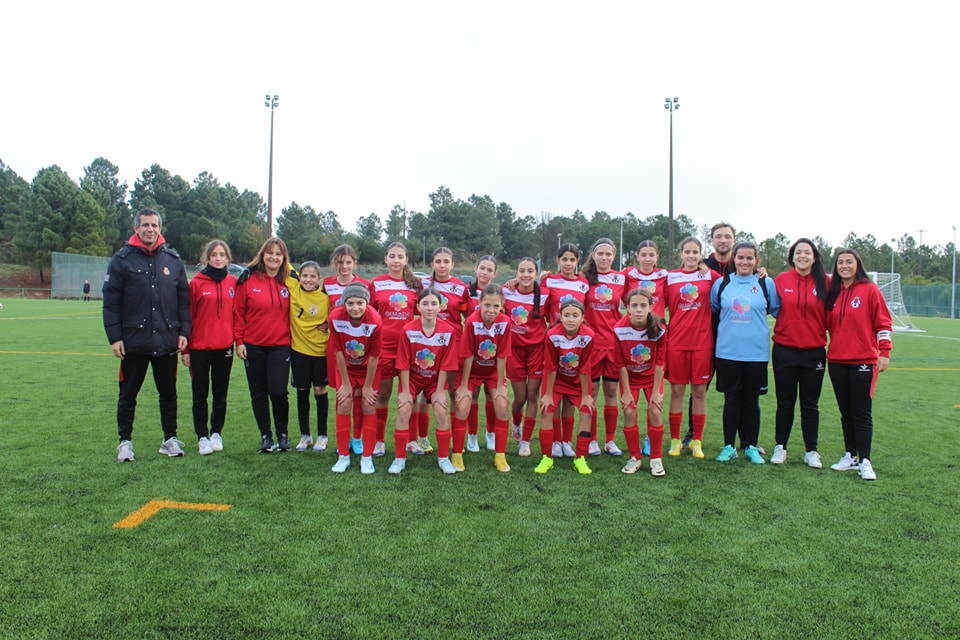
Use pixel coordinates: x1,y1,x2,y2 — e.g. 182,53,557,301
583,271,627,351
323,275,370,308
421,276,469,330
370,274,419,350
396,318,460,392
543,275,589,324
460,310,512,381
612,314,667,389
503,285,550,347
826,280,893,364
544,322,596,393
187,271,237,352
233,271,291,348
622,267,669,318
664,268,720,351
327,305,383,380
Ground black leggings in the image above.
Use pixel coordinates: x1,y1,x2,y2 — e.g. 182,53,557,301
828,362,875,460
244,344,290,438
189,348,234,438
773,345,826,451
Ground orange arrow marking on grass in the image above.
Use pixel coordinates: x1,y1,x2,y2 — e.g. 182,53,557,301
113,499,232,529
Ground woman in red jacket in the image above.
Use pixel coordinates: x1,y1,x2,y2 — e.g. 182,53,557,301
234,237,293,453
183,239,237,455
771,238,829,468
825,249,892,481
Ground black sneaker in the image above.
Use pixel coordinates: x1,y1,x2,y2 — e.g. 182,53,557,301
277,433,291,452
681,431,694,450
259,435,275,453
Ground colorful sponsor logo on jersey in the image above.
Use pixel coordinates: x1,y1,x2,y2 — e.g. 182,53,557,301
389,292,408,309
639,280,656,293
478,339,497,359
511,306,528,324
680,283,699,301
415,348,436,369
630,344,651,363
345,339,364,359
438,294,449,311
560,351,579,370
595,285,613,303
559,293,575,306
732,297,750,314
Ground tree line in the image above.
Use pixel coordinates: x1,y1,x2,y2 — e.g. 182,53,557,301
0,157,955,284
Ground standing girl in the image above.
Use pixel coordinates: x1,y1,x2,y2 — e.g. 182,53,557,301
622,240,669,317
234,237,293,453
581,238,629,456
771,239,829,467
614,289,667,477
454,284,513,472
183,239,237,455
465,255,499,452
534,299,597,474
825,249,892,481
289,261,331,452
327,284,382,473
388,288,461,475
664,237,721,459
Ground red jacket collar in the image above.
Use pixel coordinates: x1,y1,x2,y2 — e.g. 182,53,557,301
128,233,167,254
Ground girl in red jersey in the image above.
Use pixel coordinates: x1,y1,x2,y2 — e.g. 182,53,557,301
825,249,892,481
465,255,499,452
663,236,720,459
534,299,597,475
388,288,461,475
183,239,237,455
614,289,667,477
453,284,513,472
234,237,293,453
581,237,629,457
288,261,331,453
322,244,370,454
542,243,589,457
504,257,550,458
370,243,422,456
771,238,830,468
327,284,382,474
622,240,669,317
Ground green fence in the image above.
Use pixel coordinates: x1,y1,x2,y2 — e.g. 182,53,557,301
903,284,959,318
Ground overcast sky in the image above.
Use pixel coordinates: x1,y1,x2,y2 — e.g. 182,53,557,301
3,1,958,254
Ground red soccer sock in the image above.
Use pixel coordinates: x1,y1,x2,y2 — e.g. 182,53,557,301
352,397,363,439
494,418,508,454
417,410,430,439
468,402,479,436
336,414,351,456
376,407,389,441
669,412,683,440
436,429,451,458
604,406,620,443
590,410,598,441
693,413,706,441
512,410,523,426
522,416,537,442
553,414,562,442
624,424,642,459
452,416,467,454
561,416,574,443
539,422,554,457
393,427,409,460
648,420,665,458
362,412,376,456
575,428,592,458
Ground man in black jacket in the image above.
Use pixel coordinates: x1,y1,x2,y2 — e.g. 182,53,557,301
103,208,191,461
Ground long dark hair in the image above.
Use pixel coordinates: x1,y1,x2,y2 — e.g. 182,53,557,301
386,242,422,291
788,238,827,305
581,238,616,286
826,248,870,310
625,288,663,339
517,257,542,319
430,246,453,282
470,255,497,298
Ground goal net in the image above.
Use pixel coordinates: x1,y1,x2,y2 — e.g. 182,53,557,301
869,272,923,332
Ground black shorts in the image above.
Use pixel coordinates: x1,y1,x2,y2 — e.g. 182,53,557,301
290,351,328,389
714,358,768,395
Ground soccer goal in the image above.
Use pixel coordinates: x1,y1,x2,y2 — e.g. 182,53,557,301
869,272,923,332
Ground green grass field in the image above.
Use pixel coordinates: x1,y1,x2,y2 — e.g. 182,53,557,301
1,299,958,639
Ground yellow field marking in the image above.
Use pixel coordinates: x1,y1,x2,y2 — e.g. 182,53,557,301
113,499,232,529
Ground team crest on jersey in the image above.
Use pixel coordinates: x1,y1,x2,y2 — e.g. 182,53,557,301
851,297,861,308
308,305,318,316
630,344,651,363
415,348,436,369
750,285,760,294
577,336,589,347
512,307,529,324
560,351,579,370
362,325,371,336
345,340,365,359
389,292,408,309
437,334,447,345
680,283,699,301
162,266,170,276
479,339,497,359
280,287,290,298
228,287,235,298
733,297,750,313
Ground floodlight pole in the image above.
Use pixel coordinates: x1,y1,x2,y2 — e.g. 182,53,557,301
264,94,279,236
665,97,679,269
890,238,896,276
916,229,927,276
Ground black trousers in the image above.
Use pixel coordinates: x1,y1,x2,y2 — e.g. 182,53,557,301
117,352,179,441
716,359,767,449
828,362,875,460
244,344,290,438
189,348,234,438
773,344,826,451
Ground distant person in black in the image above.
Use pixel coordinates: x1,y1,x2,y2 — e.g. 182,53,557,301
82,280,91,302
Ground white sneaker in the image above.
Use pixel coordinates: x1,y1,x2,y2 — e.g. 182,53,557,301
518,440,531,457
406,440,425,455
803,450,823,469
561,441,575,457
373,441,386,457
117,440,135,462
552,441,563,458
588,440,602,456
511,423,521,441
831,452,859,471
485,432,496,451
649,458,666,477
466,434,480,453
604,440,623,456
388,458,406,474
210,433,224,451
331,455,351,473
858,458,877,480
360,456,375,474
296,435,313,451
770,444,787,464
159,437,185,457
438,457,457,474
198,437,214,456
621,456,642,474
313,435,328,451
